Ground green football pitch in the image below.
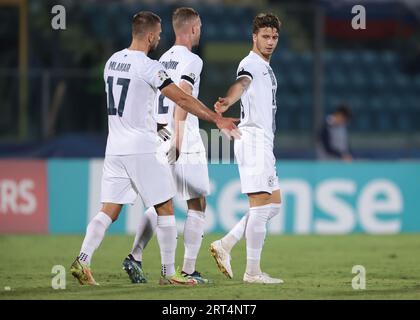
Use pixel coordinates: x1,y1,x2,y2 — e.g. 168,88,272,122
1,234,419,300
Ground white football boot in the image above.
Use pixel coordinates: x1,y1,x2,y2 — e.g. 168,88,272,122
243,272,284,284
209,240,233,279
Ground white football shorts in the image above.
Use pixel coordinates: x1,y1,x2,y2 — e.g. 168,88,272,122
234,130,279,194
172,152,210,200
101,153,175,208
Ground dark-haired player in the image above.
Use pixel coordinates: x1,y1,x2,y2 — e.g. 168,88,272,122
210,13,284,284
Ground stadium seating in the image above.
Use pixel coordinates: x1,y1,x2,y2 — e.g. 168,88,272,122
32,3,420,134
53,0,414,130
272,50,420,133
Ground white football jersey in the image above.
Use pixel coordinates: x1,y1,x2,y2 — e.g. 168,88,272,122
236,51,278,147
154,45,205,153
103,49,172,155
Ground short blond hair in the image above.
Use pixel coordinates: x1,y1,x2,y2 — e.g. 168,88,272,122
172,7,199,31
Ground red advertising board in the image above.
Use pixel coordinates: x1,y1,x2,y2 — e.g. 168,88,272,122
0,160,48,233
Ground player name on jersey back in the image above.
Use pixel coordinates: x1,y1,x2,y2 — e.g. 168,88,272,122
161,60,179,70
155,45,205,154
104,48,172,156
108,61,131,73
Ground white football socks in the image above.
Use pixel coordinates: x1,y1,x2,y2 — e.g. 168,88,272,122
156,215,177,277
269,203,281,219
130,207,157,262
182,210,205,274
221,212,249,253
245,204,271,276
79,211,112,265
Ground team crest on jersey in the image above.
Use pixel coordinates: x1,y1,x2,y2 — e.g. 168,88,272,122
268,175,274,187
158,69,170,82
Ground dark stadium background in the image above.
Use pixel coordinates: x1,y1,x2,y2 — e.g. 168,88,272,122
1,0,419,159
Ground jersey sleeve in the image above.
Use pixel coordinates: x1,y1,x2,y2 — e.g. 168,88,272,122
236,60,256,81
153,90,170,125
180,57,203,89
143,60,174,90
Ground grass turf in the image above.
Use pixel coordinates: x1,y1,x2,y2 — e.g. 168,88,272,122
0,234,419,300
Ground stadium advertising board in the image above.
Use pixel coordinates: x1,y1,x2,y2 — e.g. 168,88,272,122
48,160,420,234
210,162,419,234
1,160,418,234
0,160,48,233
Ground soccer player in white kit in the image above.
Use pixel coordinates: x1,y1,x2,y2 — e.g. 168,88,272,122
209,13,284,284
122,7,211,284
70,11,239,286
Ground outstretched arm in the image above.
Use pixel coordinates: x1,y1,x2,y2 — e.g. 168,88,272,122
214,76,251,114
161,83,241,139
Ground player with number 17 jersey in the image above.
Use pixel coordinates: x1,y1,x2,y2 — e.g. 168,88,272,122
104,49,172,156
102,48,176,207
